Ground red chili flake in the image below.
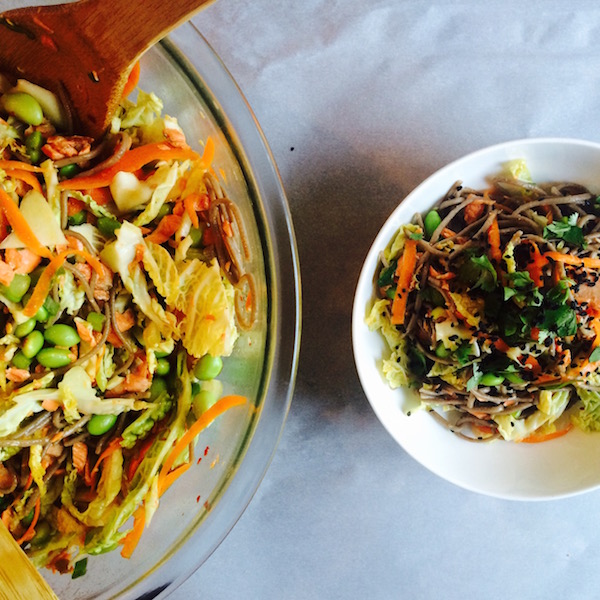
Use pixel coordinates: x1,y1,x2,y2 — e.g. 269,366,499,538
196,457,202,464
203,500,211,510
204,446,210,456
196,495,201,503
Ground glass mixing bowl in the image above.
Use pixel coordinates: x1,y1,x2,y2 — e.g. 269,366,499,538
43,21,300,599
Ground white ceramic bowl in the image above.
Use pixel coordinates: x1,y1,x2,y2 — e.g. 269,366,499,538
352,138,600,501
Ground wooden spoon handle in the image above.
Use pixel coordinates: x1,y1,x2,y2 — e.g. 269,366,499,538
0,521,58,600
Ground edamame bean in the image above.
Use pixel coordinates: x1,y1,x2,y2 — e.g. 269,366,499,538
86,312,105,332
68,210,86,225
34,305,49,323
424,209,442,239
28,149,42,164
192,389,218,415
44,324,80,347
155,357,170,376
0,273,31,303
36,347,73,368
479,373,505,387
25,130,44,152
22,330,44,358
2,92,43,126
97,216,122,237
194,354,223,380
87,414,118,436
59,164,80,179
150,376,168,400
43,295,60,316
14,318,36,338
11,350,31,370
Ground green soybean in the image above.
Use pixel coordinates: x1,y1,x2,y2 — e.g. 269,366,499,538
27,149,42,164
479,372,505,387
25,130,44,152
150,376,168,400
155,357,170,376
424,210,442,239
86,311,105,332
97,216,122,237
34,305,49,323
43,295,60,316
68,210,86,226
59,163,80,179
194,354,223,380
36,347,72,368
22,330,44,358
44,324,80,347
11,350,31,370
1,273,31,303
193,389,218,415
14,318,36,338
2,92,43,126
87,414,118,436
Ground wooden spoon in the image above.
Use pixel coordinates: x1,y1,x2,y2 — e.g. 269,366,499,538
0,521,58,599
0,0,215,137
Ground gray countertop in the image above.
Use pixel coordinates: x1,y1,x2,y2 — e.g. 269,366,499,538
171,1,600,599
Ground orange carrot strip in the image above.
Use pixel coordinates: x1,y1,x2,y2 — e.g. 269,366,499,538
122,60,140,99
59,143,200,191
524,241,548,287
23,249,105,317
0,188,51,259
201,137,215,168
0,160,43,173
90,437,122,481
120,505,145,559
545,251,600,270
158,462,191,496
144,213,182,245
158,395,246,487
183,194,201,228
15,497,40,545
520,423,573,444
390,238,418,326
487,216,502,264
4,169,42,193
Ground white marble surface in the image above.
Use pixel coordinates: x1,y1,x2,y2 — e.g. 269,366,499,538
166,1,600,599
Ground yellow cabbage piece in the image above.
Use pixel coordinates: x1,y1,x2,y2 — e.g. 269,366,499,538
142,241,179,305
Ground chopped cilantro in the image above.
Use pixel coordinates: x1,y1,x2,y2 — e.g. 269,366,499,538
72,557,88,579
590,347,600,363
378,261,397,288
541,305,577,338
408,231,424,241
459,253,497,292
543,214,586,248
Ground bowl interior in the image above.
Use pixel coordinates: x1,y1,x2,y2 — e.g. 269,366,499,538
353,138,600,501
45,27,298,599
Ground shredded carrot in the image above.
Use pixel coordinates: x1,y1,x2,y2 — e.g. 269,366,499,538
120,505,145,559
520,423,573,444
158,395,246,488
71,441,88,476
59,143,200,191
90,437,122,482
440,227,456,239
201,137,215,168
390,238,418,326
158,462,191,496
23,248,105,317
0,187,51,259
67,196,86,216
487,216,502,264
122,60,141,99
144,213,182,245
15,497,40,545
126,434,156,481
522,355,542,376
85,187,113,205
4,169,42,193
0,209,8,243
0,160,43,173
545,251,600,270
524,241,548,287
183,193,209,228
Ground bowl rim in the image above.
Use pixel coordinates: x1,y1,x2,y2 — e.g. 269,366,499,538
352,136,600,502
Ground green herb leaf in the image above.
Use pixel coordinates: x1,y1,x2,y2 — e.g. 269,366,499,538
541,305,578,337
408,231,424,241
466,362,482,391
543,214,586,248
469,254,497,292
590,347,600,363
72,557,88,579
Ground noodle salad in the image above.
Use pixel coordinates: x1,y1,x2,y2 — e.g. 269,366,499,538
0,69,254,576
367,161,600,444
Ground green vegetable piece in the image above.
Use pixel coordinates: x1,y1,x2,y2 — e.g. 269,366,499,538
25,130,44,152
14,318,36,338
543,214,586,248
150,376,168,400
2,92,44,126
194,354,223,380
87,414,118,436
59,163,80,179
22,330,44,358
21,507,35,526
0,273,31,303
193,389,218,414
504,371,526,385
189,226,204,248
86,311,106,332
434,342,451,358
43,295,60,316
31,521,51,547
155,357,170,376
36,347,73,368
97,216,122,237
71,557,88,580
479,373,505,387
44,323,80,347
68,210,86,225
424,210,442,239
34,305,49,323
11,350,32,370
27,149,42,164
378,260,397,288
